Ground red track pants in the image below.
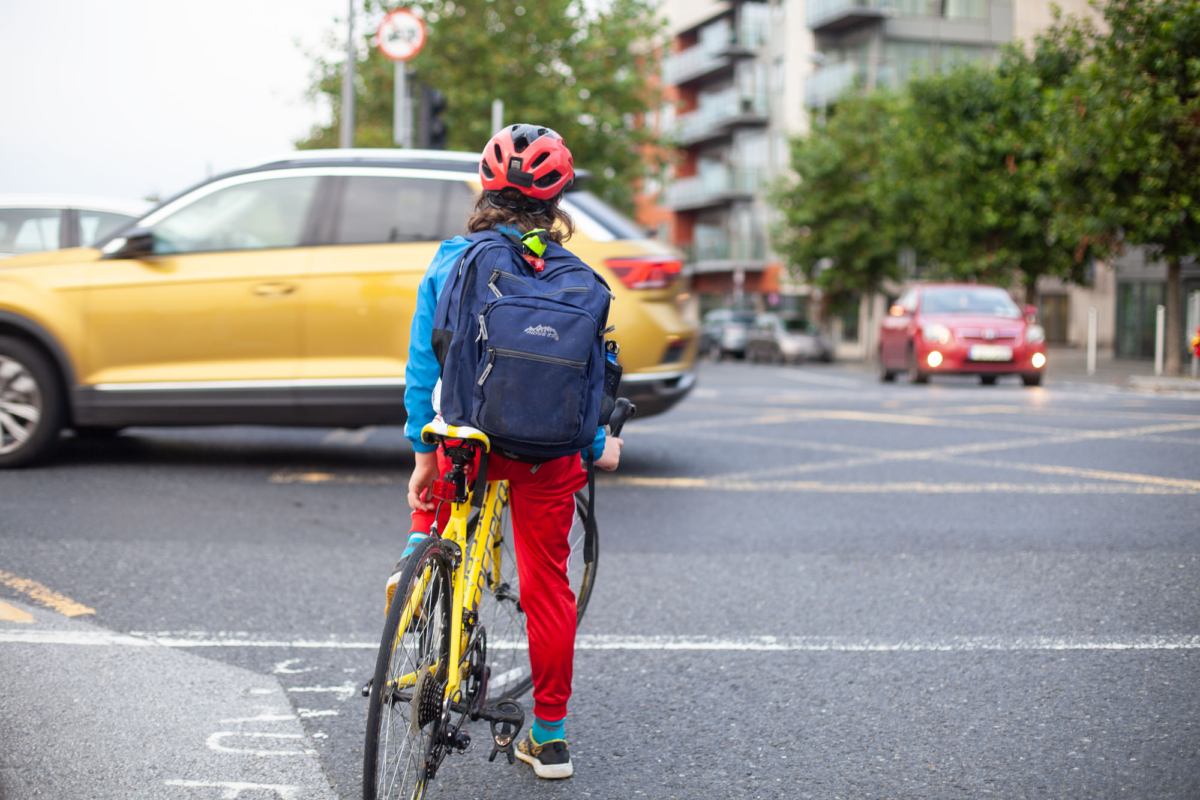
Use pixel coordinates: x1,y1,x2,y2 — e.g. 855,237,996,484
409,449,587,722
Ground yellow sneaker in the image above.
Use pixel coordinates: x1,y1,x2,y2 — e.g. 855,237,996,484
515,731,573,779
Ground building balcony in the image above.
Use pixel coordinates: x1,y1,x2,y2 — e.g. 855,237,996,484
804,60,861,108
663,45,732,87
807,0,890,33
671,89,769,146
663,167,764,211
662,4,770,88
684,229,769,269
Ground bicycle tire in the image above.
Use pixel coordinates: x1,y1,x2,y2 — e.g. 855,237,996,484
475,491,597,700
363,536,454,800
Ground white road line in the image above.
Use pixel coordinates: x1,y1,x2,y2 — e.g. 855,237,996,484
205,732,316,757
163,780,300,799
4,629,1198,652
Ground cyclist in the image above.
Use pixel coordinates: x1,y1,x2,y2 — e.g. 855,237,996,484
392,124,622,780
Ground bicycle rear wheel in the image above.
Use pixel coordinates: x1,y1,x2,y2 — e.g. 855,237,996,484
475,491,597,700
364,537,453,800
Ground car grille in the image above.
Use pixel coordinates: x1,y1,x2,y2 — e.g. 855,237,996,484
957,328,1020,341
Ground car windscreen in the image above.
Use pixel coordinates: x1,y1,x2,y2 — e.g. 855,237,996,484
782,318,816,334
921,287,1021,318
564,191,646,239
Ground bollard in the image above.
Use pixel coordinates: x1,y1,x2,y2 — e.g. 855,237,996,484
1154,304,1165,377
1189,291,1199,380
1086,307,1097,376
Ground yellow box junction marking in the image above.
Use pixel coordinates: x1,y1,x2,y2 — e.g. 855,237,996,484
0,600,34,623
0,570,95,617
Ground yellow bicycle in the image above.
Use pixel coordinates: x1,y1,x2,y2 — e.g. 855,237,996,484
362,401,633,799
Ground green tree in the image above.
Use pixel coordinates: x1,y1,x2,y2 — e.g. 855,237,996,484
1051,0,1200,374
772,93,906,334
896,24,1103,306
298,0,664,212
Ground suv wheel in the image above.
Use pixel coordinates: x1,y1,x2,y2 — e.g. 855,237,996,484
0,336,64,468
906,345,928,384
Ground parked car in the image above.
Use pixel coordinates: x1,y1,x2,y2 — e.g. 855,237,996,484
0,149,696,467
699,309,756,359
0,195,145,257
878,284,1047,386
746,314,834,363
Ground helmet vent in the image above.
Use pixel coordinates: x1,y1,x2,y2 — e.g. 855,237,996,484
493,143,503,163
530,152,550,169
513,132,531,153
480,160,495,179
537,128,548,136
533,169,563,188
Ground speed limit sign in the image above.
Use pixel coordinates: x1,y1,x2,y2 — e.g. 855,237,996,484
377,9,426,62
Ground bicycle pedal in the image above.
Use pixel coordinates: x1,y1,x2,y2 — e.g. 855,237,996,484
488,741,516,764
360,677,373,698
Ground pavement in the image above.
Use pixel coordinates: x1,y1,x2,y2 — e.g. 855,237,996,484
1,361,1198,799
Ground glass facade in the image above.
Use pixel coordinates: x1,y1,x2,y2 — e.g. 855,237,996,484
1116,282,1164,359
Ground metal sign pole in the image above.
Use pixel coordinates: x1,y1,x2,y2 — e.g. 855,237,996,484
394,62,413,148
1155,304,1166,377
340,0,355,148
491,99,504,135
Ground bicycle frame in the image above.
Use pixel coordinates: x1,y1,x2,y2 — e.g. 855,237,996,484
391,468,510,706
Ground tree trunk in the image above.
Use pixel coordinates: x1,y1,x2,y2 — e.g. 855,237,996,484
1024,274,1039,308
1165,256,1182,376
864,289,876,363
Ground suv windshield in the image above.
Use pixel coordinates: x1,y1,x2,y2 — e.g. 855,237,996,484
921,287,1021,318
564,191,646,239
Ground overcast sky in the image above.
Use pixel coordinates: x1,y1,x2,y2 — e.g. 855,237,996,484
0,0,355,202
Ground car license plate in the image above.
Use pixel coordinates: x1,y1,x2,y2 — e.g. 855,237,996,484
969,345,1013,361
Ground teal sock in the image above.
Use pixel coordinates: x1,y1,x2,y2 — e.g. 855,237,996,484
530,715,565,744
400,532,428,560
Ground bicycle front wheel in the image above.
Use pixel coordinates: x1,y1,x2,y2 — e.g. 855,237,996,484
476,491,597,700
364,536,454,800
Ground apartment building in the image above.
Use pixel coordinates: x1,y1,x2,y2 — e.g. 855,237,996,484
648,0,1193,360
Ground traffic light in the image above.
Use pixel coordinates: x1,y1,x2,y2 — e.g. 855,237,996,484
418,85,448,150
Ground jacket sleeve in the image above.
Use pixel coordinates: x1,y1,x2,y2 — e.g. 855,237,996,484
404,237,472,453
587,426,606,460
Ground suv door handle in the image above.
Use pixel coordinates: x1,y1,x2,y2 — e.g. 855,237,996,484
252,282,297,296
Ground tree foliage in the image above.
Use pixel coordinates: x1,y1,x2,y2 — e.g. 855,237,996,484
771,93,906,309
297,0,665,212
895,26,1100,304
773,0,1199,372
1051,0,1200,373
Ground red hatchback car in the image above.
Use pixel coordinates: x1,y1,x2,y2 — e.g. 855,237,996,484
878,284,1047,386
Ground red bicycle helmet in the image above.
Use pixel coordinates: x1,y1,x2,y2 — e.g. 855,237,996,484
480,124,574,206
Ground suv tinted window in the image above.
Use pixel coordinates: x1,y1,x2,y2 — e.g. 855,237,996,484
153,176,319,254
0,208,63,254
80,210,136,247
334,177,477,244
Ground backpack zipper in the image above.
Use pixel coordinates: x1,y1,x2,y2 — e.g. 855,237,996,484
488,269,589,298
477,347,587,385
476,313,488,342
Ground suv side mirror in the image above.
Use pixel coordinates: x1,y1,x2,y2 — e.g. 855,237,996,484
1024,304,1038,323
101,227,155,260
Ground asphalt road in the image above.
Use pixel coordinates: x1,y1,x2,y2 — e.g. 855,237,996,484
2,362,1198,799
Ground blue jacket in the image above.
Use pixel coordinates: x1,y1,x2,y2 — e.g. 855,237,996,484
404,235,607,458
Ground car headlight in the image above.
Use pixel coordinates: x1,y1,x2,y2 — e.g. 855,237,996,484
1025,324,1046,345
921,324,951,345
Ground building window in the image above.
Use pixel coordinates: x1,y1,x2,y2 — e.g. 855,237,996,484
1039,294,1070,344
883,41,933,87
1116,282,1164,359
888,0,941,18
938,43,989,72
944,0,989,20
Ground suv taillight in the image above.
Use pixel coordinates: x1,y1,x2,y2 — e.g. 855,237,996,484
605,258,683,290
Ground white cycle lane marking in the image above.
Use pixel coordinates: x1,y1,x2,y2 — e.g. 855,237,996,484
164,779,301,799
206,732,317,757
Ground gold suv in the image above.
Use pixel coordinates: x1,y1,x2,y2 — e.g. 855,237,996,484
0,150,696,467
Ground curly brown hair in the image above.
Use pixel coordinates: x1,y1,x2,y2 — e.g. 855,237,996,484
466,188,575,244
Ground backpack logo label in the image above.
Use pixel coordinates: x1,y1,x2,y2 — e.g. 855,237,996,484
524,324,559,341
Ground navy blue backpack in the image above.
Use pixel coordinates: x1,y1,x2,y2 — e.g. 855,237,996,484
431,229,614,462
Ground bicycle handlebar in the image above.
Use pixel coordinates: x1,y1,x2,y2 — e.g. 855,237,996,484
607,398,636,438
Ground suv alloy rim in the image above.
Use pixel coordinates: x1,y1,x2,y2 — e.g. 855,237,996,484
0,354,42,455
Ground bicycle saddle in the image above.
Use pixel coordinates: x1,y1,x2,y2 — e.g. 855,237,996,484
421,420,491,452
